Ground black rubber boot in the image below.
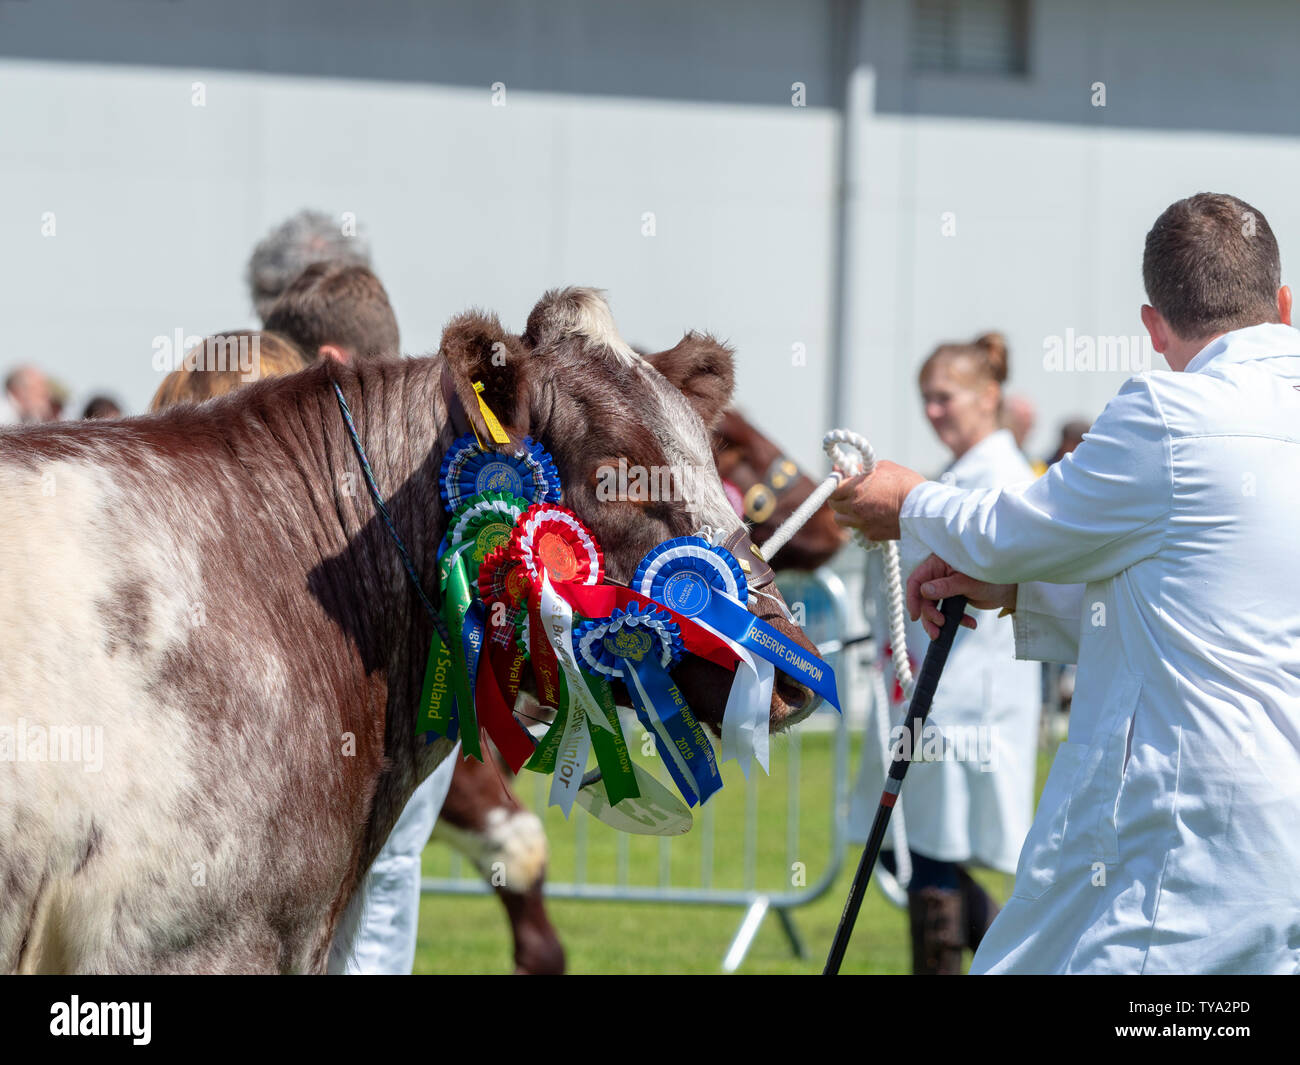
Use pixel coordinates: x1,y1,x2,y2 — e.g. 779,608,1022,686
955,866,1000,952
907,887,965,975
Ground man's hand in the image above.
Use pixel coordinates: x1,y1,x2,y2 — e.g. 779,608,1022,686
827,461,925,542
906,553,1018,639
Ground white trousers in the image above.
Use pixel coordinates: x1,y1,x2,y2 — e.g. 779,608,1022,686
328,742,460,974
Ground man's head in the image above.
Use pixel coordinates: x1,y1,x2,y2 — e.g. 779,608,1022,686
263,262,401,364
4,365,55,423
246,209,372,322
1141,192,1292,370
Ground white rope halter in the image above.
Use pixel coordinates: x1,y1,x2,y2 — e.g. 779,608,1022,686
762,430,914,699
761,429,917,902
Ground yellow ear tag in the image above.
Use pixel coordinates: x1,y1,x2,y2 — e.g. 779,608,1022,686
473,381,512,445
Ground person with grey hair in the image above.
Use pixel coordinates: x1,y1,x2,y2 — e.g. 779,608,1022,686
246,209,372,322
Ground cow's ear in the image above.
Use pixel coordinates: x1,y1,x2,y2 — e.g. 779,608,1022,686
644,332,736,430
439,311,531,441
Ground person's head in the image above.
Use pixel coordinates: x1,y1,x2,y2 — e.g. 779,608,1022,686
1002,392,1036,449
4,365,55,423
262,262,400,364
1141,192,1292,370
918,332,1009,460
82,395,123,420
246,209,372,322
1050,418,1092,465
149,330,308,411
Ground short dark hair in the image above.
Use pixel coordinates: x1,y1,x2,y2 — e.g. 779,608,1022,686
1142,192,1282,340
263,263,400,361
82,395,123,420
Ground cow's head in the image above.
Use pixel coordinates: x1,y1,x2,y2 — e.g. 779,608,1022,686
440,287,821,732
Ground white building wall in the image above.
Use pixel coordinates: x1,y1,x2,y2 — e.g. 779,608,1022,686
2,0,1299,480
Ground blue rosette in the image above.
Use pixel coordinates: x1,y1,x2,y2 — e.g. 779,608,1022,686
631,534,841,779
439,433,562,513
573,604,721,807
574,602,683,678
632,536,747,614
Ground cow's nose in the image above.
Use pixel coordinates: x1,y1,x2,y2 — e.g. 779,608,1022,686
774,673,813,718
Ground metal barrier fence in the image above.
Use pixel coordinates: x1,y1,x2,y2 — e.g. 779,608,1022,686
421,566,860,971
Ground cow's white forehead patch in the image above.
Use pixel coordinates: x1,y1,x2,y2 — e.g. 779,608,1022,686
560,290,744,540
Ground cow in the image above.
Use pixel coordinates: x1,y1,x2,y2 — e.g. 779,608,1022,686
0,287,818,973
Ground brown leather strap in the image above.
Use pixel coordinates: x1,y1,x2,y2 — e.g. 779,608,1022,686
720,524,776,590
440,361,474,438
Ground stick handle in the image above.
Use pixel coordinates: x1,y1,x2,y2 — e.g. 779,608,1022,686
823,594,968,975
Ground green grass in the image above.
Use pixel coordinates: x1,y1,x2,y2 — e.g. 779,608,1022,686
415,727,1059,974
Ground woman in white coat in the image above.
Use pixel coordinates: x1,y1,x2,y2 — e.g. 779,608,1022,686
852,333,1041,974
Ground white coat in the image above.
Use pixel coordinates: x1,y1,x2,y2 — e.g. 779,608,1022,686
850,430,1042,874
899,323,1300,974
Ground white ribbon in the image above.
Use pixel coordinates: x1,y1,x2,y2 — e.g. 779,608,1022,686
539,572,613,817
689,608,774,778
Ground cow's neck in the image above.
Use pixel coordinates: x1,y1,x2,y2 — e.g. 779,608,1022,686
270,354,460,876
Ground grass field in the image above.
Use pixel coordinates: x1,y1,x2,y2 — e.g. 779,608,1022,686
414,725,1059,974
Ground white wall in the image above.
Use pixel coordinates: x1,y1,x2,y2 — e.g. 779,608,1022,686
4,0,1300,480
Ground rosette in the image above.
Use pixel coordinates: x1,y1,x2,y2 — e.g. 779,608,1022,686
631,536,840,777
509,503,604,586
632,535,747,609
507,502,604,740
524,574,640,815
440,434,562,512
574,604,721,807
440,491,530,570
574,601,682,678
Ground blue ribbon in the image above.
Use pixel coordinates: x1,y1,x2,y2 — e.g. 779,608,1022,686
574,603,722,807
625,655,722,806
444,597,488,746
635,539,840,710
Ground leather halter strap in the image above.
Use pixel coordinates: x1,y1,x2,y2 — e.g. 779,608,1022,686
719,524,776,591
440,360,475,439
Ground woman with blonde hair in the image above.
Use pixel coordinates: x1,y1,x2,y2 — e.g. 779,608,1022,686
149,330,309,410
851,332,1042,974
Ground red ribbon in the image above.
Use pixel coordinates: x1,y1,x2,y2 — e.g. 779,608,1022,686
475,635,535,773
550,580,739,673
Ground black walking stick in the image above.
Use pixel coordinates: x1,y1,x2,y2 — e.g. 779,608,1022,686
823,594,969,975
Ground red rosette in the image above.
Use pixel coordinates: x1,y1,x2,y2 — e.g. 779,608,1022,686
508,503,604,587
479,544,532,607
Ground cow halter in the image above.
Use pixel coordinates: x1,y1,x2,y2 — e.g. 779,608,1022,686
695,522,793,624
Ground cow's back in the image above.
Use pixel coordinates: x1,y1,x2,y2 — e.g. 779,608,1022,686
0,435,366,973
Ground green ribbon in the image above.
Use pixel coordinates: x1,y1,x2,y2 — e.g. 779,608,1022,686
581,670,640,805
415,544,481,761
525,670,571,774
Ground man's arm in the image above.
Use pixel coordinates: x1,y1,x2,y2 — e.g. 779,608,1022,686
899,376,1173,587
905,553,1086,663
1013,581,1086,664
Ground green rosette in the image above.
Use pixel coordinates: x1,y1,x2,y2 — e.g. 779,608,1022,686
440,491,530,573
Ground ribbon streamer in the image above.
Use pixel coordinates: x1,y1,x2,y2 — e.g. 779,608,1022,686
575,604,722,807
633,537,840,777
534,573,639,815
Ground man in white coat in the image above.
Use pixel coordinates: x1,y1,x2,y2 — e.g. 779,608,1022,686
830,192,1300,974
